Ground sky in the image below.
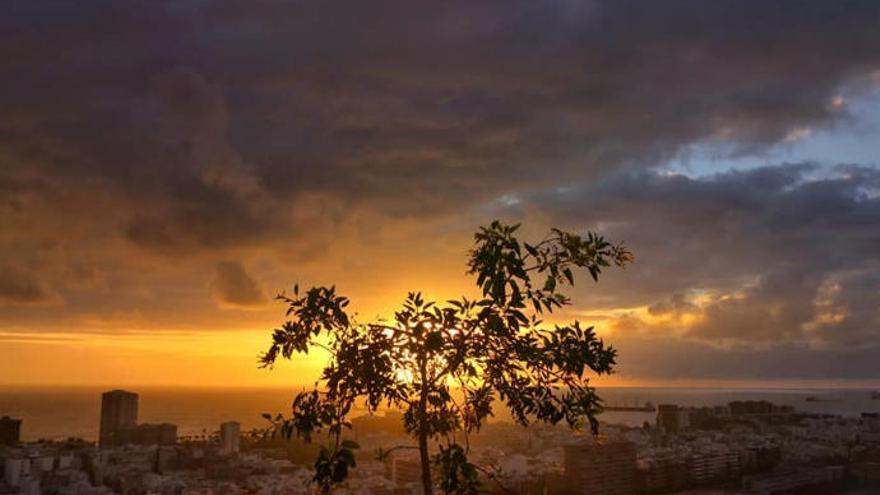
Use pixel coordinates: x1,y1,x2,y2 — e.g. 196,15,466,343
1,0,879,388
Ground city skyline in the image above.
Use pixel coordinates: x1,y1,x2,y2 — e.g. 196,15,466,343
2,1,880,390
4,2,880,494
1,386,877,494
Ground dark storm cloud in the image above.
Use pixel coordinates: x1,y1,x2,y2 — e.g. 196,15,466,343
1,0,879,253
1,0,880,380
612,335,880,381
532,164,880,349
212,261,266,307
0,267,51,304
648,294,697,316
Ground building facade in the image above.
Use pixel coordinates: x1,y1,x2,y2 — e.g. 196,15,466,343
0,416,22,445
564,440,637,495
117,423,177,446
99,390,139,446
220,421,241,454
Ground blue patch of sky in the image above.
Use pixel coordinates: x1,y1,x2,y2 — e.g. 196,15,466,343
664,93,880,179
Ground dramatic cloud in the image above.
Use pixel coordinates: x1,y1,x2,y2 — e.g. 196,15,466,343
3,1,879,251
607,335,880,382
212,261,267,308
0,267,51,305
523,164,880,376
1,0,879,383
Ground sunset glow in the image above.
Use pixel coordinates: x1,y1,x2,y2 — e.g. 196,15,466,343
1,1,879,392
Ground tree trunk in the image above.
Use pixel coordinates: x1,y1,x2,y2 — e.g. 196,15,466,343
418,419,432,495
418,358,433,495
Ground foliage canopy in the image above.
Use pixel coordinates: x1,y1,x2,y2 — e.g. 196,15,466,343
261,221,633,494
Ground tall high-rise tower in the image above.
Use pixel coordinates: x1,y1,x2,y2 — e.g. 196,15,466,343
99,390,138,447
0,416,21,445
220,421,241,454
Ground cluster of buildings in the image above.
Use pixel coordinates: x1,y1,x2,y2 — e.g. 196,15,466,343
0,390,249,495
2,393,880,494
98,391,175,448
376,401,880,495
524,400,878,495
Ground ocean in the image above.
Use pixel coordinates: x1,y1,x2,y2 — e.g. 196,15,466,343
1,386,879,442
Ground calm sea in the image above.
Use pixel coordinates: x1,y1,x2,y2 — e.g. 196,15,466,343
1,386,879,442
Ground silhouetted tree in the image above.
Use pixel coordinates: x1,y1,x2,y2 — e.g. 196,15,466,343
261,221,633,494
